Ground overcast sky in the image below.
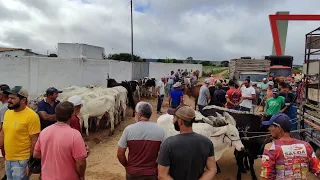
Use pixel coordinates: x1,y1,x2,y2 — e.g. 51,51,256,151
1,0,320,64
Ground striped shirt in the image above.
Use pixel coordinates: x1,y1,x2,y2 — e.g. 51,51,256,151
118,121,166,175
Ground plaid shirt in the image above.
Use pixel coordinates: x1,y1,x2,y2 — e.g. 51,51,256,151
261,139,320,180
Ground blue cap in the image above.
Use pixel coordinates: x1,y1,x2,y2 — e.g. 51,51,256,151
262,113,291,132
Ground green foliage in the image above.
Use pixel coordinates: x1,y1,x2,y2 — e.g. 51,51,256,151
157,58,183,63
200,61,212,66
220,61,229,67
292,66,302,74
106,53,145,62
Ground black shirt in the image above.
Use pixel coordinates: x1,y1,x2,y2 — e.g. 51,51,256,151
157,132,214,180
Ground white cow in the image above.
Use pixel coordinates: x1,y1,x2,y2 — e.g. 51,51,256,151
157,112,244,161
79,95,116,136
111,86,128,121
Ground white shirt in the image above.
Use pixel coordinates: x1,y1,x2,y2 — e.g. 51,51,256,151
157,80,165,95
0,103,8,123
167,75,175,85
240,86,255,109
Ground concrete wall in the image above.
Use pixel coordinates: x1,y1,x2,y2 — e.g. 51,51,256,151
132,62,149,80
58,43,105,59
148,62,203,80
0,57,202,99
0,57,131,99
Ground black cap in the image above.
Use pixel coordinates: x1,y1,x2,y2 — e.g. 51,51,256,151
0,84,10,94
45,87,63,95
272,88,280,94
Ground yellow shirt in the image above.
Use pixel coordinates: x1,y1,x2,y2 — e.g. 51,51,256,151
3,107,40,160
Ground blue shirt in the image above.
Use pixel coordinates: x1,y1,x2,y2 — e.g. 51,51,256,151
37,98,60,130
170,89,184,107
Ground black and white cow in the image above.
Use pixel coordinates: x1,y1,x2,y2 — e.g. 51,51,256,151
139,77,157,97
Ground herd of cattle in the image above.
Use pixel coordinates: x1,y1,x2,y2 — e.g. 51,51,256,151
29,77,162,136
28,76,268,180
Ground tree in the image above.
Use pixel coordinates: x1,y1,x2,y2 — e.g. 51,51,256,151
106,53,144,62
220,61,229,67
200,61,212,66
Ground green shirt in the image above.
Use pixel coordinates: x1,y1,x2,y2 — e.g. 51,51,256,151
266,96,285,116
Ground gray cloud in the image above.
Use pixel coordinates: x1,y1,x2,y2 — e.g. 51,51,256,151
0,0,320,64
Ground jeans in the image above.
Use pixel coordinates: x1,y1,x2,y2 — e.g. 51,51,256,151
230,106,240,110
157,95,164,112
168,84,173,92
239,106,251,112
5,160,29,180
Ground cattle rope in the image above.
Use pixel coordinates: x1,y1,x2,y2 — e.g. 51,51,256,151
241,128,316,140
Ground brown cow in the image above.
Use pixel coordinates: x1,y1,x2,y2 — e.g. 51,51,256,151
185,84,201,110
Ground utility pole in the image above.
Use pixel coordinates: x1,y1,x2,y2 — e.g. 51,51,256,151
130,0,134,62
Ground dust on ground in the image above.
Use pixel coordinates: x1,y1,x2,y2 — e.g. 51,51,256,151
0,75,317,180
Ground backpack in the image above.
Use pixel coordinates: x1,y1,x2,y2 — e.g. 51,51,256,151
231,89,241,103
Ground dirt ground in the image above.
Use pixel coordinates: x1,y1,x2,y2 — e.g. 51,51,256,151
0,74,317,179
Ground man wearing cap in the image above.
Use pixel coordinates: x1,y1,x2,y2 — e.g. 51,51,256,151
264,88,285,121
33,101,87,180
197,79,211,113
117,101,165,180
168,82,184,108
0,86,40,180
157,105,217,179
68,95,84,133
0,84,9,180
260,113,320,179
260,78,268,97
37,87,62,130
167,71,175,92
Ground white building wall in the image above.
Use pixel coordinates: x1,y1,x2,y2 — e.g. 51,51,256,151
0,50,39,57
148,62,203,80
0,57,202,99
0,57,132,99
58,43,105,59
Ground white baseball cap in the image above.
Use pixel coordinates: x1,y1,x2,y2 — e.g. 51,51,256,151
68,95,84,106
268,81,274,86
263,78,267,81
204,78,211,84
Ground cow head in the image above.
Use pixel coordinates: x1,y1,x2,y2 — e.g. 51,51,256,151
208,112,244,152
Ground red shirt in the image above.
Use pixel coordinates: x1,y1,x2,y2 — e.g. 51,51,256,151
70,114,81,134
225,87,242,108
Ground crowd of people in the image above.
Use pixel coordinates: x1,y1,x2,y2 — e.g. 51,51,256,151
1,71,320,180
0,85,89,180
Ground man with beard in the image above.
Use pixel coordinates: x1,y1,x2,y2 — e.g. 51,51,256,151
0,86,40,180
117,101,166,180
157,105,217,180
37,87,62,130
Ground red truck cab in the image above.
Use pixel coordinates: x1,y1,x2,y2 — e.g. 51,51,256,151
265,55,293,81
